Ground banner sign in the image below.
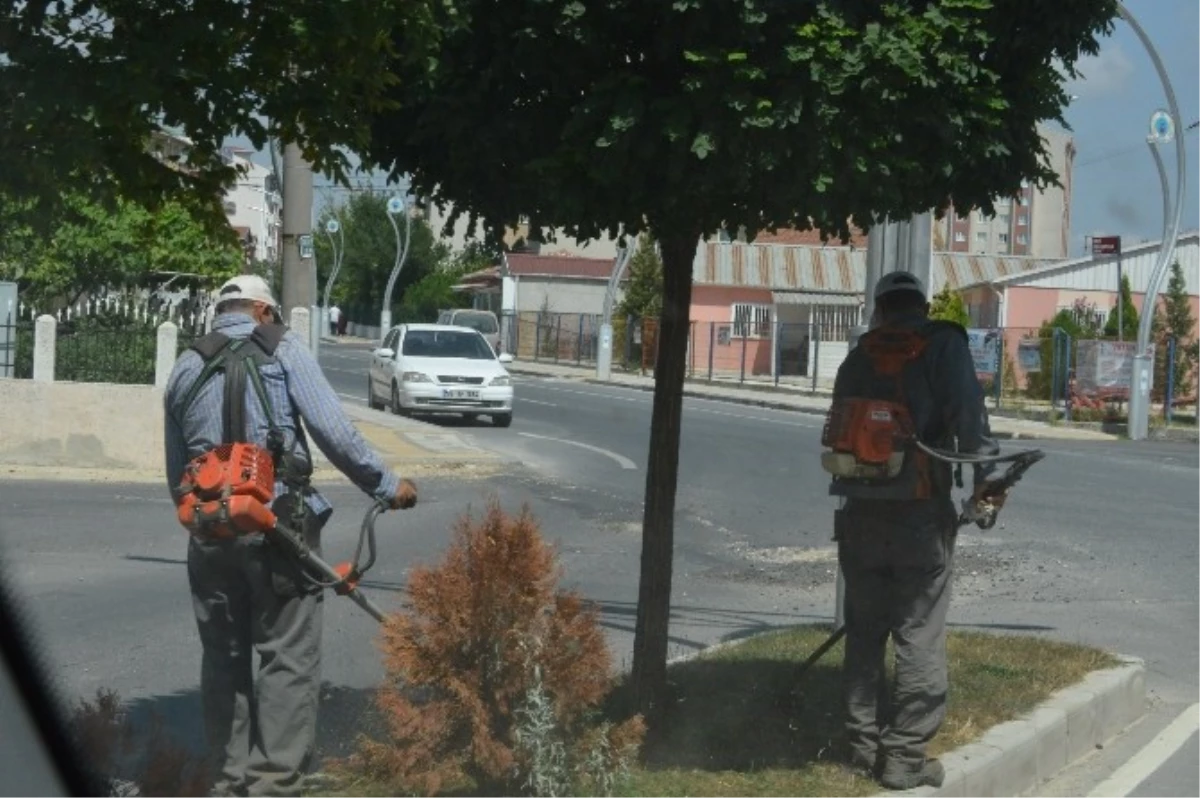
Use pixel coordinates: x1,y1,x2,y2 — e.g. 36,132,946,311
966,328,1001,377
1017,339,1042,373
1074,340,1154,399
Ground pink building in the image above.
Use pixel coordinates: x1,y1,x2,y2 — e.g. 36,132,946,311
690,241,1051,384
959,232,1200,387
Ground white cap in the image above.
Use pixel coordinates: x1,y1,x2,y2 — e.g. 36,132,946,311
873,271,927,301
215,275,280,314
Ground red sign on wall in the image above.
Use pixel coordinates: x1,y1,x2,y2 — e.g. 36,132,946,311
1090,235,1121,256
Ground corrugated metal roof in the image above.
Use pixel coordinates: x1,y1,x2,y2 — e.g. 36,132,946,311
989,231,1200,293
694,241,1051,294
504,253,615,280
772,291,860,307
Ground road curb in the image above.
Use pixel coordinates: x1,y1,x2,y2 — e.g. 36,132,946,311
663,630,1145,798
882,655,1146,797
509,366,1116,442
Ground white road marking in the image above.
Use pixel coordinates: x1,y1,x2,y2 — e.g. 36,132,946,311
322,365,364,376
1088,703,1199,797
336,392,366,404
517,432,638,470
517,397,558,407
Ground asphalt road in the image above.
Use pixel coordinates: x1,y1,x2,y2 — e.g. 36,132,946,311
0,338,1195,795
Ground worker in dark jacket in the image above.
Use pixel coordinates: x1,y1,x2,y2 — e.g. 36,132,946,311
164,275,417,797
828,271,1002,790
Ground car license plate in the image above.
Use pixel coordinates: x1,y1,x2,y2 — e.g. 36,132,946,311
444,389,479,399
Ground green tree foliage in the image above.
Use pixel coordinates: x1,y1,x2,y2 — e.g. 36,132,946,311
314,193,451,321
1,0,437,227
928,286,970,328
1103,274,1139,341
1152,261,1198,402
396,266,475,323
361,0,1117,717
618,234,664,321
0,194,242,309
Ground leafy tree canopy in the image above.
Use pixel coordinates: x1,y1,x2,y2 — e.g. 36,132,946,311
366,0,1116,246
1,0,437,227
0,194,242,309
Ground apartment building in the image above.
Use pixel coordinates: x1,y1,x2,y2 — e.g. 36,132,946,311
933,126,1075,260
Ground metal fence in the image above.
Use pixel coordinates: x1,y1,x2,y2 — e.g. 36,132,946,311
969,326,1195,422
2,298,207,385
0,310,34,379
505,312,854,390
505,314,1196,422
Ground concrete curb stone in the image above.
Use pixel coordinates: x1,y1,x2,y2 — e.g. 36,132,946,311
886,654,1147,797
664,631,1145,798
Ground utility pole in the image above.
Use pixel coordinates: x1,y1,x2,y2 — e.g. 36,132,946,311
280,141,315,323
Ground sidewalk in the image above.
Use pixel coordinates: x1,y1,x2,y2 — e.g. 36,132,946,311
309,401,507,483
506,359,1121,442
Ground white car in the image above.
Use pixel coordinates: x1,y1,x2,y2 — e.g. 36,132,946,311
368,324,515,427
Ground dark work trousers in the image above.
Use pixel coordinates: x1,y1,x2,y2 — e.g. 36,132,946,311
187,497,325,797
836,498,956,778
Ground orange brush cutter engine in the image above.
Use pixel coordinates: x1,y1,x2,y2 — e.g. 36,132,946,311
176,443,277,539
820,327,928,481
820,398,914,480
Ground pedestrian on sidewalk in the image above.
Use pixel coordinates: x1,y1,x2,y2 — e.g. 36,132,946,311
164,275,418,797
825,271,1004,790
328,304,341,337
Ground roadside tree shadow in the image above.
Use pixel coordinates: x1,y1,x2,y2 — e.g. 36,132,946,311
604,635,847,773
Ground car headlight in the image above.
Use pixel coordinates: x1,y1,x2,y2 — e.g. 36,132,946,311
401,371,432,383
490,375,511,387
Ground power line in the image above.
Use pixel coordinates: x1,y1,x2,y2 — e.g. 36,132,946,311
1076,120,1199,168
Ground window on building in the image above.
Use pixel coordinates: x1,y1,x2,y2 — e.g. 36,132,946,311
1017,233,1028,245
1019,195,1030,207
998,233,1010,245
975,231,988,242
717,228,732,243
1017,213,1027,227
732,303,772,338
976,211,989,223
997,213,1011,226
954,230,967,243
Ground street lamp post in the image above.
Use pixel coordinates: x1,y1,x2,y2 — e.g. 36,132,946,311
379,185,413,342
1119,3,1187,441
321,217,345,340
597,239,634,381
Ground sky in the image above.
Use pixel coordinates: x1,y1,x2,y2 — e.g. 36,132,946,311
1060,0,1199,256
234,0,1200,257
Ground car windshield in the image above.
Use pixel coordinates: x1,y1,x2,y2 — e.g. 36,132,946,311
454,312,498,334
401,329,495,360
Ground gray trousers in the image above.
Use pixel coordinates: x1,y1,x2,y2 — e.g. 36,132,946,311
836,499,956,775
187,503,324,797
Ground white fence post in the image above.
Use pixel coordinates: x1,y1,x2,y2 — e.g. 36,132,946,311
289,307,312,351
156,321,179,389
33,314,57,382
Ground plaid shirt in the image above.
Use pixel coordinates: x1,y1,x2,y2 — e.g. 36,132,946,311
164,312,400,517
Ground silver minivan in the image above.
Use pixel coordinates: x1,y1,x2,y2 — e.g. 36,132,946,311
437,309,502,354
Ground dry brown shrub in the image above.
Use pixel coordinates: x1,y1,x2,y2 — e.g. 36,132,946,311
343,499,644,796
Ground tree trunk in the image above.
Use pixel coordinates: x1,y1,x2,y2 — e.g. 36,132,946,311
630,229,697,725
